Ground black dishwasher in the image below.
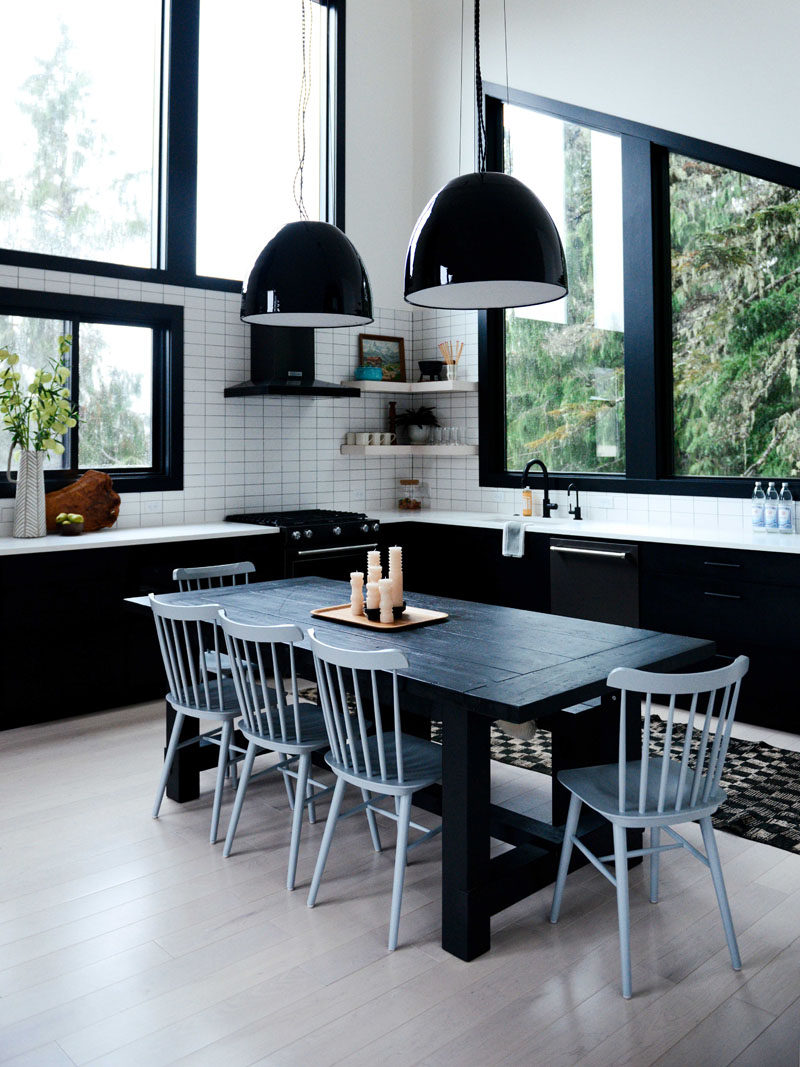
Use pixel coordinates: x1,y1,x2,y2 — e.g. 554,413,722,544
549,538,639,626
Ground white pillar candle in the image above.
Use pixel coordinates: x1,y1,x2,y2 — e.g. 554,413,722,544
350,571,364,616
366,581,380,610
367,564,382,585
367,549,381,573
388,545,403,607
378,578,394,624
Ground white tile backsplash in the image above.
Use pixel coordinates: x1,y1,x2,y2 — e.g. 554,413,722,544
0,275,783,536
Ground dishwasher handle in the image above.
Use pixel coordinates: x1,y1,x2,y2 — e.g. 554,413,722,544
549,544,630,562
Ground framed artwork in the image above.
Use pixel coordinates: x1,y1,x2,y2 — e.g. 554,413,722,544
358,333,406,382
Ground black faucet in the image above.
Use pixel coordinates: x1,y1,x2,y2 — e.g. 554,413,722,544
522,459,558,518
568,482,582,520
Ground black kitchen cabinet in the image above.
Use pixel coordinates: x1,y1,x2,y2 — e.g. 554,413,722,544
0,533,282,730
380,521,550,613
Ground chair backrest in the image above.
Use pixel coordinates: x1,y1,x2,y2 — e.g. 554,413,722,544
149,594,224,712
606,655,749,815
217,610,308,744
173,561,255,592
307,627,409,785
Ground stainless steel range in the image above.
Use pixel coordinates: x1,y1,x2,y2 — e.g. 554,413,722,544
226,509,381,579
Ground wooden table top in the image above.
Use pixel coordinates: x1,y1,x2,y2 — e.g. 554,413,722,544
130,576,715,724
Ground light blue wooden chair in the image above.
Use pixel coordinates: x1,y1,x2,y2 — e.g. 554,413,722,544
149,594,239,844
173,560,256,592
550,655,749,999
217,611,333,890
306,627,442,952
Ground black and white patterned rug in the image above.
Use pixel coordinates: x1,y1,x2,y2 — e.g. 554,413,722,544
300,687,799,854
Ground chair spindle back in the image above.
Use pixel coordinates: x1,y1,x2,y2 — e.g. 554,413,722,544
149,594,225,712
607,655,749,815
217,611,307,744
307,628,408,785
173,561,255,592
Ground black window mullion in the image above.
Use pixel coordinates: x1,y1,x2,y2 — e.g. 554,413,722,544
165,0,199,277
620,136,660,481
69,320,80,471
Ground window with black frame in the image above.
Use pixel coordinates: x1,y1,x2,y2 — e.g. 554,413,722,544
0,0,342,286
481,90,800,495
0,294,182,494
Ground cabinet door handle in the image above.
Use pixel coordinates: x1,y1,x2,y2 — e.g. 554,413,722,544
703,560,742,569
549,546,629,561
703,590,742,600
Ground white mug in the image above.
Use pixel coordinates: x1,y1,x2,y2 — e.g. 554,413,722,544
345,432,356,445
379,432,396,445
367,432,382,445
355,432,370,445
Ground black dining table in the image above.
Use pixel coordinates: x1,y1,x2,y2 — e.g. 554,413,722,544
129,575,714,961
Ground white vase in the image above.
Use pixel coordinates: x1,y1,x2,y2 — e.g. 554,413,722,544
12,450,46,538
407,424,429,444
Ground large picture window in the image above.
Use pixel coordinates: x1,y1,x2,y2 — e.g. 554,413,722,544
480,89,800,496
0,291,182,494
0,0,344,288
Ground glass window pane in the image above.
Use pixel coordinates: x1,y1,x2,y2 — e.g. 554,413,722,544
196,0,327,281
503,105,626,474
0,1,161,267
78,324,153,469
671,155,800,478
0,315,70,472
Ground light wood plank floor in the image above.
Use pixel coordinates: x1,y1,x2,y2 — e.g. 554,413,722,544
1,701,798,1066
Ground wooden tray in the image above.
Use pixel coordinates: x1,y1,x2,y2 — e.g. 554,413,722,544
310,603,449,631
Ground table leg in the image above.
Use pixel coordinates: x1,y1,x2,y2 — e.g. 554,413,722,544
165,701,200,803
441,704,491,961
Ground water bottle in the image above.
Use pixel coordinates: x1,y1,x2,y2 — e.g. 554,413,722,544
751,481,765,530
778,482,794,534
764,481,779,532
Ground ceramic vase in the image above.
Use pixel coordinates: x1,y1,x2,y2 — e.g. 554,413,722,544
407,424,429,444
12,450,46,538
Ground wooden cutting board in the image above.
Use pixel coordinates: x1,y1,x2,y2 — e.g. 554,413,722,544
310,603,449,631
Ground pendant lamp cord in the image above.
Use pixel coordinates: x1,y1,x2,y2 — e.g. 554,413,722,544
294,0,313,220
474,0,487,173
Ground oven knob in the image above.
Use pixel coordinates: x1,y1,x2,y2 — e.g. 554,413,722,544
361,523,369,533
333,526,342,536
291,530,302,541
304,529,313,539
372,522,380,532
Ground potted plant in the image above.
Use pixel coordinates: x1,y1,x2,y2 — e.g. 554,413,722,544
0,336,78,538
395,405,438,444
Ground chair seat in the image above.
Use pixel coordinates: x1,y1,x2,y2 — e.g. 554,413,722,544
558,757,727,827
326,733,442,794
239,704,330,754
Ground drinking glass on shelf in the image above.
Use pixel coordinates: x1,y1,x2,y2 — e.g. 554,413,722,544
431,426,443,445
450,427,460,445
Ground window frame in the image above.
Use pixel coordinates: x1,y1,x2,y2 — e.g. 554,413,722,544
0,288,183,496
479,85,800,497
0,0,346,293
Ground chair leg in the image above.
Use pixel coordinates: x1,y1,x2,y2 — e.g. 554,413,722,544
152,710,185,819
308,776,347,908
287,754,311,891
210,720,234,845
278,752,295,811
613,823,633,1000
550,792,582,924
650,825,661,904
362,788,382,853
307,776,317,825
700,816,741,971
223,740,258,858
388,793,413,952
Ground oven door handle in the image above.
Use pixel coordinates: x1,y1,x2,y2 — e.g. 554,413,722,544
294,542,379,559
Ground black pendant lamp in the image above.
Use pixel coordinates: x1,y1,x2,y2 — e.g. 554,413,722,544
404,0,567,311
241,2,373,329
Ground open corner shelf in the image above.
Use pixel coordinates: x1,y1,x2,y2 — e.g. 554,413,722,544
341,379,478,395
340,444,478,457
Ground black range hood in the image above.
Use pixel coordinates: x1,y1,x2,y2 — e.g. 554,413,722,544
224,325,359,398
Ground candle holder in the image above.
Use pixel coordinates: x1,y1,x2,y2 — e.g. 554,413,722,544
393,602,406,620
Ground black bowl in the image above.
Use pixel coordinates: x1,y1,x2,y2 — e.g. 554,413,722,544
418,359,444,381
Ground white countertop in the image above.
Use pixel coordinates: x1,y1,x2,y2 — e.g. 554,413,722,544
375,509,800,555
0,521,278,556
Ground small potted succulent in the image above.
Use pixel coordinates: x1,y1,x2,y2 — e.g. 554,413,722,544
55,512,85,536
395,405,438,444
